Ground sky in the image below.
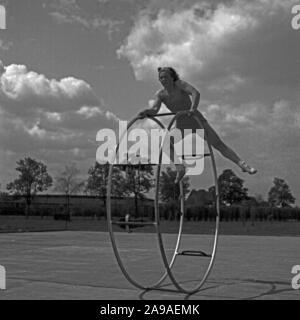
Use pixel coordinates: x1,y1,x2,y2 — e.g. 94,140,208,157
0,0,299,203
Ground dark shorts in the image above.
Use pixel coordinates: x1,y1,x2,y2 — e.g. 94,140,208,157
175,110,222,147
176,110,207,132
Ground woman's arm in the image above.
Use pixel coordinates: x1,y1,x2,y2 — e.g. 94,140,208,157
177,80,200,111
149,90,162,114
139,90,162,117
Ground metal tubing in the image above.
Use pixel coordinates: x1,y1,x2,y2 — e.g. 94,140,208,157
106,110,220,293
106,114,182,289
154,110,220,293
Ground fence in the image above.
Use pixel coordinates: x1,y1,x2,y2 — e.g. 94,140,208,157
185,206,300,222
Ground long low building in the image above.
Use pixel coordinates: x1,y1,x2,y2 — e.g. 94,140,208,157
0,194,155,218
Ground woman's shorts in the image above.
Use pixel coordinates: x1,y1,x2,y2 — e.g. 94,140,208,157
176,110,222,147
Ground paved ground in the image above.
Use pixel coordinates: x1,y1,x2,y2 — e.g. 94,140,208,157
0,231,299,300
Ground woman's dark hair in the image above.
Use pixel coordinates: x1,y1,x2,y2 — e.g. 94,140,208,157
157,67,180,81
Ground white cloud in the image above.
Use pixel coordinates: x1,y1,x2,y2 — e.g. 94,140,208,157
0,39,12,51
77,106,103,118
0,62,120,162
48,0,123,38
117,1,257,80
118,0,298,89
27,122,47,139
207,74,246,92
45,112,62,122
202,98,300,139
0,63,99,115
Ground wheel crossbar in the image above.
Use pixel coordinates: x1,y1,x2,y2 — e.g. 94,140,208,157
178,250,212,257
111,221,156,226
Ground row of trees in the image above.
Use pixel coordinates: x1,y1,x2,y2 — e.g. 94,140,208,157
1,157,157,218
1,157,297,218
210,169,296,208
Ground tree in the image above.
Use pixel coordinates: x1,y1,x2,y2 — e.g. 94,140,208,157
124,162,154,217
268,177,295,207
159,167,190,219
0,183,7,197
0,183,9,200
6,157,53,218
86,162,128,207
54,163,85,220
160,167,190,202
87,159,154,218
254,193,269,207
216,169,248,205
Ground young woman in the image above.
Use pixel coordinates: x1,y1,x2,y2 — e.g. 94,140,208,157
139,67,257,183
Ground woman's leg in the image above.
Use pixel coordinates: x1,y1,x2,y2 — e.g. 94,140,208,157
202,120,257,174
205,125,241,164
